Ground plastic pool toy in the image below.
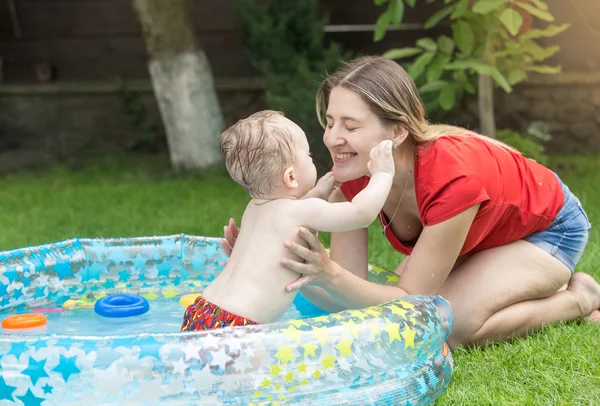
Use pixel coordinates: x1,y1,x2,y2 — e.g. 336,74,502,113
179,293,201,308
0,234,454,405
63,298,94,309
94,293,150,318
32,307,65,313
2,313,47,329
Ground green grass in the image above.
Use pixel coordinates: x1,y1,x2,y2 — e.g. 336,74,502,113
1,153,599,404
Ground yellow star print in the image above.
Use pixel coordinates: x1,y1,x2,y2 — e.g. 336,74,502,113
312,316,330,323
387,305,408,318
335,339,353,357
284,371,294,382
384,319,402,343
162,287,178,298
287,319,308,328
274,346,295,365
270,364,281,376
322,354,336,369
349,310,368,321
312,370,321,379
302,342,319,357
297,362,307,373
261,378,271,388
401,326,416,348
311,326,332,345
399,301,415,310
282,325,303,344
386,274,399,283
364,308,381,317
143,290,158,300
341,319,360,338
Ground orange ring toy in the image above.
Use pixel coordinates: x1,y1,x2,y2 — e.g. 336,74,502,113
2,313,47,330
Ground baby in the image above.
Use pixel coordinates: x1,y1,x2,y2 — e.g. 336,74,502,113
181,110,394,331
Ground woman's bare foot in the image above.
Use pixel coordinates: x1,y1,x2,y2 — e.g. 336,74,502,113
587,309,600,323
566,273,600,319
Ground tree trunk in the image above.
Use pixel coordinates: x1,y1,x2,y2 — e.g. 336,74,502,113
132,0,224,171
478,74,496,138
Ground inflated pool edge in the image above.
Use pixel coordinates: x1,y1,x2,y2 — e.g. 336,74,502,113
0,234,454,405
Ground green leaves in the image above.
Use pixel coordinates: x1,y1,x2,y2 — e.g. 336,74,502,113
416,38,438,52
527,65,562,74
439,85,456,110
392,0,405,25
408,51,436,79
420,80,450,94
451,0,469,19
374,11,391,42
424,5,453,29
427,54,451,81
472,0,509,14
507,69,527,85
438,35,455,55
373,0,408,42
452,21,474,56
522,24,570,40
515,1,554,22
500,8,523,36
383,47,423,60
445,59,512,92
374,0,567,116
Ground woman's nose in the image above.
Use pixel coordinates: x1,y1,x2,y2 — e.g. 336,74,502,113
324,127,344,148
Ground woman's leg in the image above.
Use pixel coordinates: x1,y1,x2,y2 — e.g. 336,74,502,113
439,239,600,348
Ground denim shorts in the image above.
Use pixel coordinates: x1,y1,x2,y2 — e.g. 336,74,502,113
524,175,592,273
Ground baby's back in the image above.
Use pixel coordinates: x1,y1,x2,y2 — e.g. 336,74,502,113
201,199,307,323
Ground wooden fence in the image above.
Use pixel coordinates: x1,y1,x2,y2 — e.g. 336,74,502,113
1,0,598,84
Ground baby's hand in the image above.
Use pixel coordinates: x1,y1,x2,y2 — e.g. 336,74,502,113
367,140,395,177
302,172,337,200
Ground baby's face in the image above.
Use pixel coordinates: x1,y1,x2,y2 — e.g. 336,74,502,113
277,116,318,195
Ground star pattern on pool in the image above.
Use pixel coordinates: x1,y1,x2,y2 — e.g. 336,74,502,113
0,235,453,405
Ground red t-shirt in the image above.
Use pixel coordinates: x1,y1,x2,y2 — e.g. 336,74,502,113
340,134,564,256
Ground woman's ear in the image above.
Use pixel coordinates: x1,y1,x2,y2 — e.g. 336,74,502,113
283,167,299,188
392,119,410,146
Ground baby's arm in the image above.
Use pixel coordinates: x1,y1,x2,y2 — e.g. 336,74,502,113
300,172,336,201
295,141,395,232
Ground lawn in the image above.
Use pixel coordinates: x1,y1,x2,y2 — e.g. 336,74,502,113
0,153,599,405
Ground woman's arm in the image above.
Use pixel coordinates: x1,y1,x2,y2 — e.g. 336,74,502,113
284,204,480,309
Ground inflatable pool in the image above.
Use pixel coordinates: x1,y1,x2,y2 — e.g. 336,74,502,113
0,234,453,405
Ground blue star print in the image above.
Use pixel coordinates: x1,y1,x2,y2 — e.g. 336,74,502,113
16,388,46,406
22,357,49,385
53,354,80,382
0,376,17,401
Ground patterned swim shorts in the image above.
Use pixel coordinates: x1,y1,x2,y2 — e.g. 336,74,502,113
180,295,259,331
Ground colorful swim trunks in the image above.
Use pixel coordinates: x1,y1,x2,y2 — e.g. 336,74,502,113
180,295,259,331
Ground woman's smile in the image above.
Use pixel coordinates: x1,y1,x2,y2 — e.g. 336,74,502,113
333,152,358,164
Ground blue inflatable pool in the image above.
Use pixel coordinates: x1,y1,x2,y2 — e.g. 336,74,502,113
0,234,453,405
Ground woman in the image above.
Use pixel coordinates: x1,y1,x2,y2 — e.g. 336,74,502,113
222,56,596,348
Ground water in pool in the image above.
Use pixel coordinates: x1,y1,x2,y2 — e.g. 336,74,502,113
1,294,327,335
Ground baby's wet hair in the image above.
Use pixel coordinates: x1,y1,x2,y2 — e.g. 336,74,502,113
220,110,295,198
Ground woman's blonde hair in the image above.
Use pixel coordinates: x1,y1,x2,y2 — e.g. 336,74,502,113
316,55,467,144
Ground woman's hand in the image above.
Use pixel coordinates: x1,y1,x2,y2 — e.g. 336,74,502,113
282,227,338,291
219,217,239,258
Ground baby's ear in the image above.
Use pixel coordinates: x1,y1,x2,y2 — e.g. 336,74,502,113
282,167,299,188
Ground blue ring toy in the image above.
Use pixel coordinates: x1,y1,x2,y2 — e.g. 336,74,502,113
94,294,149,318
